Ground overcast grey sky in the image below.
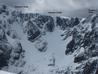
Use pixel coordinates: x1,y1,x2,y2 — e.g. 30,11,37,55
0,0,98,17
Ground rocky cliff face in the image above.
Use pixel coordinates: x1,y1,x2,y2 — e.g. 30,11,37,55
0,5,98,74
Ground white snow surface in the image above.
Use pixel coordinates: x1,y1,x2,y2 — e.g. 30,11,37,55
0,70,15,74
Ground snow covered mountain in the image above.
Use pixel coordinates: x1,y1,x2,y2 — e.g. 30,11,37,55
0,5,98,74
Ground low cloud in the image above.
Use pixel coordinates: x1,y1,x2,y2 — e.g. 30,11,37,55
24,0,98,12
0,0,98,16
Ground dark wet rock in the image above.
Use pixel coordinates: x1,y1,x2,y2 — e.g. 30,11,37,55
68,17,80,27
73,17,80,26
25,21,41,42
8,41,25,68
56,17,68,30
82,59,98,74
35,39,48,52
61,28,72,40
13,53,20,60
0,42,12,69
33,15,49,29
83,32,94,48
65,39,75,55
0,5,7,14
15,43,22,54
0,27,7,41
74,53,87,63
11,41,24,60
88,44,98,57
45,16,55,32
65,29,82,55
7,30,18,39
56,17,80,30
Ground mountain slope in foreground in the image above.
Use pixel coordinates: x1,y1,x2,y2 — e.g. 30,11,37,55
0,5,98,74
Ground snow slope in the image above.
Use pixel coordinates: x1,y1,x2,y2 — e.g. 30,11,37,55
0,70,15,74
